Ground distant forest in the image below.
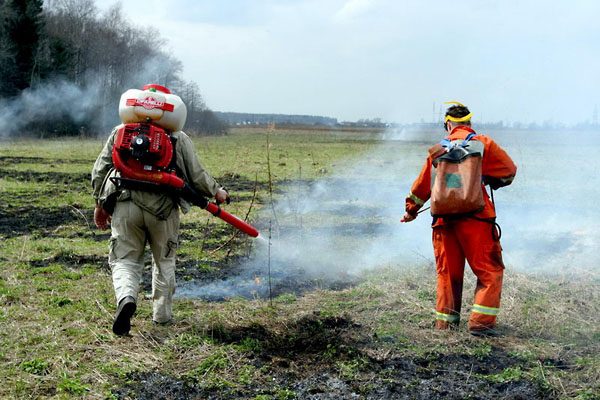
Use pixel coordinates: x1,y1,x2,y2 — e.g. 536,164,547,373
0,0,227,137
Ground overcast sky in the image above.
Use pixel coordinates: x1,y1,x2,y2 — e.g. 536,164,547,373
96,0,599,124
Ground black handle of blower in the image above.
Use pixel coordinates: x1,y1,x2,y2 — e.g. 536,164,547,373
111,177,212,209
110,177,259,237
178,183,212,209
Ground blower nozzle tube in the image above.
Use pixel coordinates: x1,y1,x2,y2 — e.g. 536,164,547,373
205,202,259,237
180,184,259,238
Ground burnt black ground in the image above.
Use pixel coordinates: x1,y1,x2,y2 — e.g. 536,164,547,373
0,156,91,165
113,314,551,400
0,159,93,238
114,370,542,400
0,159,266,239
0,169,91,185
29,250,109,270
0,202,93,237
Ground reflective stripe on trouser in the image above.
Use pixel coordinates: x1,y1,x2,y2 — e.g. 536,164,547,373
109,200,180,324
472,304,500,316
432,218,504,331
436,311,460,330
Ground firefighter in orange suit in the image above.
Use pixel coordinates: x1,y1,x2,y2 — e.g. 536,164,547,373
402,102,517,336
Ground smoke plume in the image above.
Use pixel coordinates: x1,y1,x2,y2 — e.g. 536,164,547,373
177,127,600,300
0,80,102,138
493,130,600,276
0,54,189,139
179,128,431,300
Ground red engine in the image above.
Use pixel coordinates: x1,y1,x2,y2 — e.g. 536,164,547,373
112,123,184,188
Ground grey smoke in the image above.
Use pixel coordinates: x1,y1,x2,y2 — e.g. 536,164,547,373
0,55,184,139
0,80,101,138
177,130,433,300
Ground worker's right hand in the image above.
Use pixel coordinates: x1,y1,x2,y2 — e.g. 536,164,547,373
94,205,111,230
215,188,230,205
401,212,416,223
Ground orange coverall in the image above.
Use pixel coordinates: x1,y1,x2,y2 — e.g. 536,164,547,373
406,126,517,332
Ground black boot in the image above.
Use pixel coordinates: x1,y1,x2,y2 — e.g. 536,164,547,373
112,296,136,335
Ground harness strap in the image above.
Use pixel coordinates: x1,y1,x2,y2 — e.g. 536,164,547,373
466,215,502,242
432,183,501,241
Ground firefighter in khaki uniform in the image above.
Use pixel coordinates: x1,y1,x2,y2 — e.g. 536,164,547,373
92,84,228,335
402,103,517,336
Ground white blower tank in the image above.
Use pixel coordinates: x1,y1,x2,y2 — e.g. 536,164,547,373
118,84,187,132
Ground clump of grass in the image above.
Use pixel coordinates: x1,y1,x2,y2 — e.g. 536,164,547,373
21,358,50,375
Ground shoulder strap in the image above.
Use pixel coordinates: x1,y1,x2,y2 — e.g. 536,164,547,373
462,132,477,144
440,132,477,150
168,135,178,170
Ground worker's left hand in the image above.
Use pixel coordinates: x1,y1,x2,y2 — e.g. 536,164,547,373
215,188,229,205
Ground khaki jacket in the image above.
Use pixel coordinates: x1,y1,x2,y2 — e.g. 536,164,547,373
91,125,220,219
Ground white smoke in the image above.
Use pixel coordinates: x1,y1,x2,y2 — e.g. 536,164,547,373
380,126,431,142
493,130,600,276
177,129,435,299
177,126,600,300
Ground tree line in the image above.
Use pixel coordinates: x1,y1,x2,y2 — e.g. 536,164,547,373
0,0,227,137
214,112,338,127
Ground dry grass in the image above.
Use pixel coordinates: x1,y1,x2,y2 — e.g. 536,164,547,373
1,257,599,398
1,130,599,399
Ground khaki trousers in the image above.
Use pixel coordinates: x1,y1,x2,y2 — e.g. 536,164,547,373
109,200,179,323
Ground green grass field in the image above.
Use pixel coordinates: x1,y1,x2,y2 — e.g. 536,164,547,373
0,126,599,399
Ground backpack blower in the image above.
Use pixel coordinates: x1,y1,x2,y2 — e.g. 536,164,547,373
111,84,258,238
111,123,259,238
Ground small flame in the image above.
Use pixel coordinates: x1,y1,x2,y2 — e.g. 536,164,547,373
254,276,262,285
